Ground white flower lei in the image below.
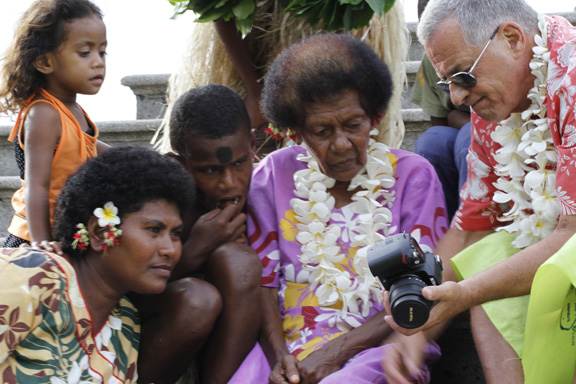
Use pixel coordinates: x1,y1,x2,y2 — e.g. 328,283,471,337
290,128,396,318
491,15,560,249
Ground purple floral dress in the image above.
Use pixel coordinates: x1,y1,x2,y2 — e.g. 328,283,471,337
231,145,448,383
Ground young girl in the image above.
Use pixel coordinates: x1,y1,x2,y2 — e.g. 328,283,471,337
0,0,109,249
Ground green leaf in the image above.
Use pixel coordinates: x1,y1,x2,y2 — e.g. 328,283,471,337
382,0,395,13
343,5,353,30
188,0,213,9
214,0,230,8
364,0,384,15
326,1,344,31
196,8,229,22
232,0,256,20
235,11,257,37
169,1,191,19
345,6,374,30
285,0,324,14
188,0,218,16
172,0,397,33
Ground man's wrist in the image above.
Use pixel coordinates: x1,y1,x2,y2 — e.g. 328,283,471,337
458,278,478,310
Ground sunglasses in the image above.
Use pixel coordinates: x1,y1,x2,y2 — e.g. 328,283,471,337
435,26,500,94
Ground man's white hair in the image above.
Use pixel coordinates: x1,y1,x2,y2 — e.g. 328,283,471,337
417,0,538,47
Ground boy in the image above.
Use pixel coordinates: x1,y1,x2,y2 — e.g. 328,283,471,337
136,84,262,384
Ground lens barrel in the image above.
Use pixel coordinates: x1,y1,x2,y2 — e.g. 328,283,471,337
389,276,432,329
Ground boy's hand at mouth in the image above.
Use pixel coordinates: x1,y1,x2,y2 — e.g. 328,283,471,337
189,203,247,255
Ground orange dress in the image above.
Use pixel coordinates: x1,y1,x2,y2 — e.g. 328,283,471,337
7,89,98,241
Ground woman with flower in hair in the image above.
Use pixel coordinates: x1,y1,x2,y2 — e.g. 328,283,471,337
229,33,448,384
0,146,194,383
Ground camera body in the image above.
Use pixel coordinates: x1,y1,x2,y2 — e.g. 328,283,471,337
368,233,443,329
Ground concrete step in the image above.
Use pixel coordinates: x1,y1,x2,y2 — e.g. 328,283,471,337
1,119,159,177
122,59,423,117
121,74,171,120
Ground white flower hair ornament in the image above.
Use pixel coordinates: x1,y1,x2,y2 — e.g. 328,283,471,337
94,201,121,227
72,202,123,252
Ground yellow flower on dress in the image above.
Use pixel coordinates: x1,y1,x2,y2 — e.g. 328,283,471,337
283,314,305,342
296,332,343,360
280,209,299,241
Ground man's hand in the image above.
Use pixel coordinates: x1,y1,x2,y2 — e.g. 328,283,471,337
383,282,469,335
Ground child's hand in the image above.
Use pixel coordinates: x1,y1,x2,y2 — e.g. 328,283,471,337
198,203,246,242
185,203,247,263
28,240,64,255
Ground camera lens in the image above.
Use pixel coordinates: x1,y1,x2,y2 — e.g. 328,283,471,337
389,276,433,329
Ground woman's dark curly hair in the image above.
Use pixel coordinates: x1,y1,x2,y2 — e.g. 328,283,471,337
260,33,393,131
53,146,195,258
0,0,102,114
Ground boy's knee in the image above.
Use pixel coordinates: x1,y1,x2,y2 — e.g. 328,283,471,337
164,277,223,326
207,242,262,290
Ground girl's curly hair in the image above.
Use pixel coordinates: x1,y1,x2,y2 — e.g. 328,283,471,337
0,0,102,114
53,146,196,258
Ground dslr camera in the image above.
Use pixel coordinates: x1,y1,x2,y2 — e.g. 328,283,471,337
368,233,443,329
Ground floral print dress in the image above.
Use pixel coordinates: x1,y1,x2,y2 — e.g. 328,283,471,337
0,248,139,384
230,145,447,383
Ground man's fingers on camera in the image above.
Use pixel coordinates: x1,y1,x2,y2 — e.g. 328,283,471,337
422,286,436,300
425,281,459,301
383,290,393,314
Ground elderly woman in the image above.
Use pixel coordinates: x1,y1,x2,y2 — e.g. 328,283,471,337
0,146,194,383
229,34,448,384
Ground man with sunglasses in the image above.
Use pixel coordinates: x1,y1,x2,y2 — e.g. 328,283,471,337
382,0,576,383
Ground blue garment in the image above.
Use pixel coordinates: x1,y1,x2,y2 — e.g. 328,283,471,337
415,122,471,220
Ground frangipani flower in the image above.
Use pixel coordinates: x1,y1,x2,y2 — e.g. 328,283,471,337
94,202,120,227
315,308,362,332
291,129,394,318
